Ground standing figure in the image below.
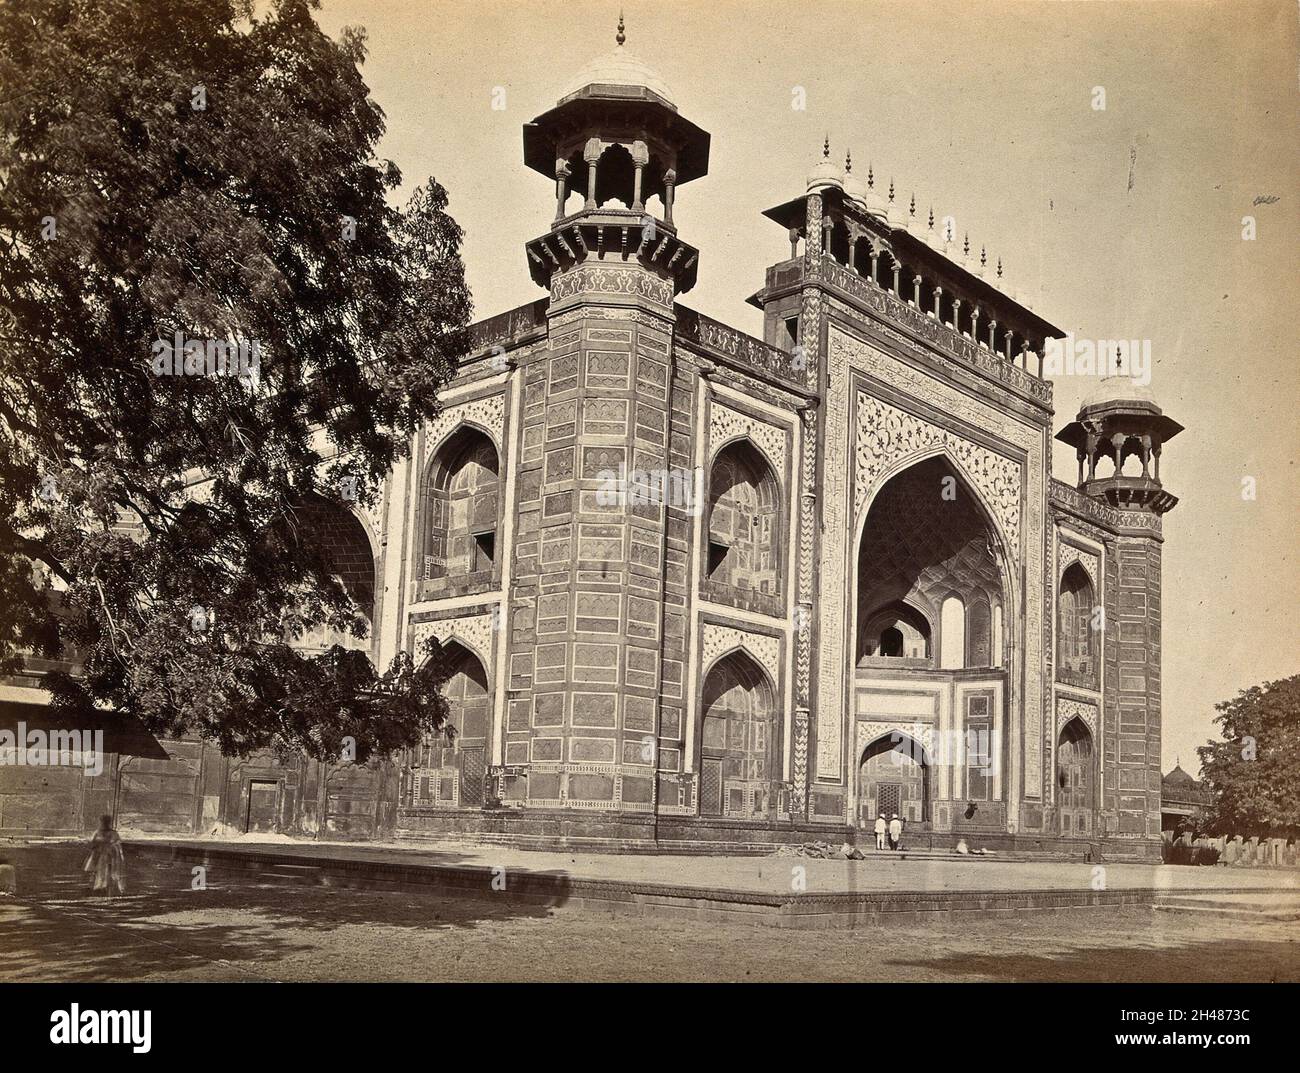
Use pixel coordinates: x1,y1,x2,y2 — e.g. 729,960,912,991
888,813,902,851
874,813,887,851
84,815,126,896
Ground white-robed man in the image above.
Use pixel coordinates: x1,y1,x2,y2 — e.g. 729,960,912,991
874,813,887,851
888,813,903,851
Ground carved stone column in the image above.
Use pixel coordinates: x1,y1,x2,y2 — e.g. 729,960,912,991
631,140,649,212
554,158,571,221
583,137,601,209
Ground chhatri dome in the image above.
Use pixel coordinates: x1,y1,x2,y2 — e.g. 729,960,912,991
1081,375,1159,411
807,137,844,194
558,15,676,107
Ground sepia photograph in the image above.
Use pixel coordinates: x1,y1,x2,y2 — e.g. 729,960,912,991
1,0,1296,1055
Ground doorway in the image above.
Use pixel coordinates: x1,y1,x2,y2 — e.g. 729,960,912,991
245,779,280,833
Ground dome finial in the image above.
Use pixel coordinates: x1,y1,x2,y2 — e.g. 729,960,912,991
823,133,830,159
616,11,626,46
844,148,852,173
867,163,874,189
996,255,1003,279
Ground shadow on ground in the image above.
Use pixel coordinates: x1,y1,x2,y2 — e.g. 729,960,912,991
0,841,567,982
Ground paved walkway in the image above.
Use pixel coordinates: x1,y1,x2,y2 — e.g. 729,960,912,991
119,833,1300,897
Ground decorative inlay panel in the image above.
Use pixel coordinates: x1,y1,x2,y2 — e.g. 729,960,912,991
813,322,852,779
792,710,809,812
708,400,789,481
700,623,781,687
854,393,1023,561
423,394,506,465
1058,541,1100,590
826,328,1047,796
855,719,936,762
412,613,496,671
1056,697,1098,740
550,265,674,308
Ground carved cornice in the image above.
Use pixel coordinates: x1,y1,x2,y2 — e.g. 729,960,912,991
675,305,809,393
1050,478,1163,540
814,257,1053,408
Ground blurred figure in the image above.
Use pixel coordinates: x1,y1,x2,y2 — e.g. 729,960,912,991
84,815,126,896
0,856,15,895
888,813,902,851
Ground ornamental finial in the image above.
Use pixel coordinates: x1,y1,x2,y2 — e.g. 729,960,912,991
867,163,874,189
980,245,987,269
963,233,970,257
910,192,916,217
845,149,852,173
928,205,934,229
823,134,830,159
616,12,625,46
888,177,895,203
997,255,1003,279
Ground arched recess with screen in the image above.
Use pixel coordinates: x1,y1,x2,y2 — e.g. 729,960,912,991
698,650,778,819
412,640,491,808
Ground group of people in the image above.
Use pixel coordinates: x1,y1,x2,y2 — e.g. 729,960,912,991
874,812,905,851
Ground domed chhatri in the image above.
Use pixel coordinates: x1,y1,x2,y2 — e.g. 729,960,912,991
807,137,845,194
1056,349,1183,512
521,17,711,294
559,14,676,107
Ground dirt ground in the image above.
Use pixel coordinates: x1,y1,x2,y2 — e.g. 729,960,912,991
1,844,1296,982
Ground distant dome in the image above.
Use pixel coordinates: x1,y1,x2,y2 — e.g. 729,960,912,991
560,41,675,106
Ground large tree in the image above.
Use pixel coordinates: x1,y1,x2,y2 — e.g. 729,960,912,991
0,0,471,761
1196,674,1300,836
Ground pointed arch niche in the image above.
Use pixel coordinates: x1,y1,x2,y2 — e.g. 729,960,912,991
420,424,501,597
697,649,779,820
855,455,1008,671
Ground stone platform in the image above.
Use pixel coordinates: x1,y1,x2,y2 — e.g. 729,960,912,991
122,836,1299,930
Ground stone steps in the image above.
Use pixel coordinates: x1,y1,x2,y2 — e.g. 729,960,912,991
254,863,328,887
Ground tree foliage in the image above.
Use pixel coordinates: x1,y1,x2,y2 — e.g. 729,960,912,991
1196,674,1300,836
0,0,472,761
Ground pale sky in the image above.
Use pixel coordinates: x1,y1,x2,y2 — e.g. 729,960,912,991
317,0,1299,775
